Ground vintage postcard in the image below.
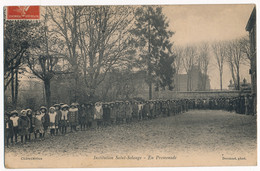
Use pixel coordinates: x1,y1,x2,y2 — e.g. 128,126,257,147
3,3,257,169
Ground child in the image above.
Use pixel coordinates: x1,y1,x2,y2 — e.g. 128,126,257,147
26,109,34,141
40,106,49,138
4,113,14,147
18,110,30,144
79,104,87,131
86,104,93,128
68,103,79,132
53,104,62,135
94,102,103,128
48,107,57,136
33,110,44,139
60,104,69,134
10,110,19,143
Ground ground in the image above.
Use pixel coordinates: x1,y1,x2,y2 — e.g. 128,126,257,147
5,110,257,168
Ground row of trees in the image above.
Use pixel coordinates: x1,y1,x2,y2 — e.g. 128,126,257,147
4,6,176,108
174,43,210,91
174,37,251,91
212,37,251,90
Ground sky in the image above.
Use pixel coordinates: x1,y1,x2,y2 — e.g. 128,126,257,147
163,4,255,89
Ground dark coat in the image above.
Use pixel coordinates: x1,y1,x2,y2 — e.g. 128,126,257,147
68,109,79,126
5,119,14,138
18,116,30,136
43,113,50,130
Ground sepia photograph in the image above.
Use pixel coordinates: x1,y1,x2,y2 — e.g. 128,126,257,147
2,2,257,169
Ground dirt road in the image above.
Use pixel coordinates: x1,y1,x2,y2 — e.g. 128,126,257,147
5,110,257,167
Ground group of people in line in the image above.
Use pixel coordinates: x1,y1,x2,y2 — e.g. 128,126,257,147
4,94,254,147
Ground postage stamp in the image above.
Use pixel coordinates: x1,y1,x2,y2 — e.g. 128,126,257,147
6,6,40,20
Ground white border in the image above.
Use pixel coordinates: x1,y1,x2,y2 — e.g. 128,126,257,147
0,0,259,171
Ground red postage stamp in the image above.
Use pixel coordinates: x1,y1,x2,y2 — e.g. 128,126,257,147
6,6,40,20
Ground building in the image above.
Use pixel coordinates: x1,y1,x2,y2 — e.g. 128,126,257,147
175,65,211,91
245,6,256,114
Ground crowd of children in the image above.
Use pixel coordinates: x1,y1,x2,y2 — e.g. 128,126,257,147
4,94,254,147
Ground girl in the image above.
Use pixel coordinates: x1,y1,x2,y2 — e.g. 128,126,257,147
40,106,49,138
68,103,79,132
48,107,57,136
94,102,103,128
4,113,13,147
18,110,30,144
86,104,93,128
53,104,62,135
79,104,87,131
10,110,19,143
33,110,44,139
26,109,34,141
60,104,69,134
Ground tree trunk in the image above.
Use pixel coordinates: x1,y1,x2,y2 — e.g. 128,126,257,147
44,79,51,108
14,69,19,108
11,62,15,106
237,69,240,90
220,72,223,90
186,72,189,91
148,10,152,100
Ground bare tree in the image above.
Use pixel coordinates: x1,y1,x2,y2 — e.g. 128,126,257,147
4,19,33,107
211,41,226,90
26,13,60,108
239,36,251,65
182,45,197,91
226,39,244,90
77,6,134,99
197,43,209,90
47,6,83,102
47,6,134,101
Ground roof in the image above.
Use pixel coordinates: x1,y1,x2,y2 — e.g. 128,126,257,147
246,7,256,31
